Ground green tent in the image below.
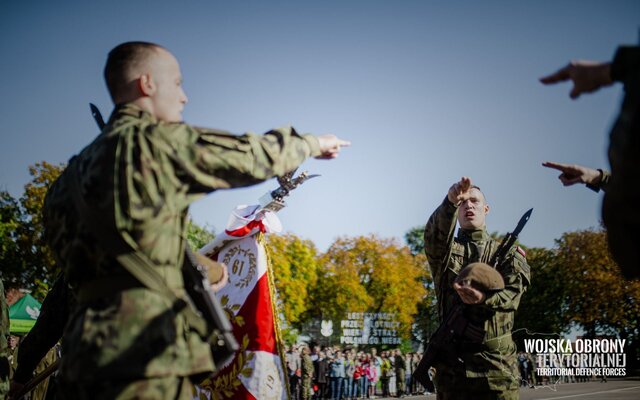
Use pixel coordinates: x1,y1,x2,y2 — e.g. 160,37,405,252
9,294,41,334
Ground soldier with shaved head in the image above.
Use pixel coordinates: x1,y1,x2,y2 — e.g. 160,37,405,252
43,41,349,399
423,177,530,400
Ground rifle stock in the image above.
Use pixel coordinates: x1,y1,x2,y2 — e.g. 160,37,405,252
182,246,239,367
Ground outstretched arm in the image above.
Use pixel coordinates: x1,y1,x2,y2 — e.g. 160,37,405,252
542,161,609,192
540,60,612,99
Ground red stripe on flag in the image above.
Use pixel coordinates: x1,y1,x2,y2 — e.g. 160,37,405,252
225,220,266,237
234,272,277,353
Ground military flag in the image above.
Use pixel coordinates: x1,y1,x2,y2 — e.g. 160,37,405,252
198,204,288,400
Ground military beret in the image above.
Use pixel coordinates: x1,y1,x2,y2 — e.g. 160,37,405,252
455,262,505,292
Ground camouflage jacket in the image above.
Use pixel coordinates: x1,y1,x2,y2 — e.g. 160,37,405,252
424,197,530,389
43,103,321,380
0,279,9,397
301,354,314,379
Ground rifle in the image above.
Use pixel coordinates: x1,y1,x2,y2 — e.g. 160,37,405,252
413,303,485,389
413,208,533,389
88,103,238,366
489,208,533,268
11,359,60,400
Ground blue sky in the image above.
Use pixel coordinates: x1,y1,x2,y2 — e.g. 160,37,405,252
1,0,638,252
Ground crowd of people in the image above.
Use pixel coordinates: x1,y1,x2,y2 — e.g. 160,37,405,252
285,345,432,400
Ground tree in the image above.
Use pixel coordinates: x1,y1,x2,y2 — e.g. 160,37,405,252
186,218,215,250
513,247,570,347
404,225,425,256
0,162,64,299
403,226,438,344
267,233,320,331
20,162,64,289
556,229,640,338
0,191,26,286
553,228,640,370
311,235,428,339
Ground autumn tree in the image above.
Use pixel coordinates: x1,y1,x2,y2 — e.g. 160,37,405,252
556,228,640,338
311,235,428,339
267,233,320,332
1,162,64,298
513,247,570,348
0,191,25,286
553,228,640,370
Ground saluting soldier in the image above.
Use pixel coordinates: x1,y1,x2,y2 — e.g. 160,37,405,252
423,177,530,400
42,41,349,399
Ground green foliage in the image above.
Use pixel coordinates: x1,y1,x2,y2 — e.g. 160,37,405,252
186,218,216,250
267,233,319,329
555,229,640,338
514,247,569,345
404,225,424,256
1,162,64,291
0,190,25,286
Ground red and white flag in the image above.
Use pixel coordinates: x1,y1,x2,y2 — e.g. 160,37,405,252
197,205,288,400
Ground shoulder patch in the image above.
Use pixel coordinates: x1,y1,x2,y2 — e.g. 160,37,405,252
516,246,526,257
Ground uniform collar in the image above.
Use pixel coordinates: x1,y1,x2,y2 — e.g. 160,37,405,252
458,228,490,242
110,103,158,123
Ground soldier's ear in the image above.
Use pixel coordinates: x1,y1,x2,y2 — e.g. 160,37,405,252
139,73,156,96
484,203,490,215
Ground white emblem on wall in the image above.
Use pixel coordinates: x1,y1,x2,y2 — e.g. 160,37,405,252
321,320,333,337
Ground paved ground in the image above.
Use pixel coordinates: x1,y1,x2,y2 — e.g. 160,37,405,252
369,378,640,400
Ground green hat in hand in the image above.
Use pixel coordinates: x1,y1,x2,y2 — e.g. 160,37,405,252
455,262,505,292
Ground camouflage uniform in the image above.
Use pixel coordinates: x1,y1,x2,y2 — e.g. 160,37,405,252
602,46,640,279
394,353,406,396
300,352,314,400
424,197,530,400
43,103,321,399
1,279,9,398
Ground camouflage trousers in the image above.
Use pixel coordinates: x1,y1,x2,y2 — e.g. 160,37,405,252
434,368,519,400
58,376,195,400
396,369,406,394
300,376,313,400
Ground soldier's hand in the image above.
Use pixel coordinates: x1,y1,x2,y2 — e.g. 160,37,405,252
316,134,351,159
447,177,472,205
542,161,602,186
539,60,613,99
210,262,229,293
453,280,486,304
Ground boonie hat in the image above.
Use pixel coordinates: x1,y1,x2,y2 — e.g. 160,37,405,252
455,262,505,291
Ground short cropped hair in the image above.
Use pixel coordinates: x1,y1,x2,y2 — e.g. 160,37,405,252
470,185,488,203
104,41,164,102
